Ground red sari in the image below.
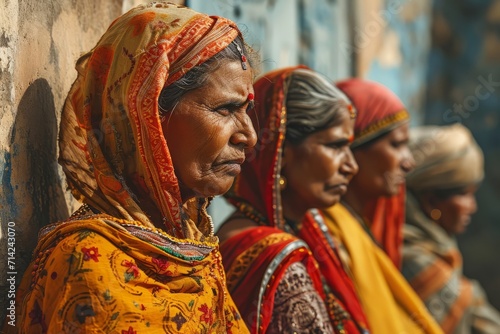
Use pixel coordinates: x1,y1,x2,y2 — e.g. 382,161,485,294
221,67,369,333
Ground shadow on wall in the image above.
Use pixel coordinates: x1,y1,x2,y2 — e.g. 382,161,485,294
12,76,69,249
1,78,69,290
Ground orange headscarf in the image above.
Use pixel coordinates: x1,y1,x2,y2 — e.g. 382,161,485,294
59,2,242,240
336,78,410,268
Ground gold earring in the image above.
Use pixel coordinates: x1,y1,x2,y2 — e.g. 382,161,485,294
279,176,287,190
430,209,442,221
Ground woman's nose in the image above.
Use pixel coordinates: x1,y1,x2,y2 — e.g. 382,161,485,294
230,113,257,149
467,194,478,214
401,147,415,173
341,148,359,177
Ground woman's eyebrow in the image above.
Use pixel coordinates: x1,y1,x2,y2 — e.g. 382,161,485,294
326,138,351,146
216,99,254,110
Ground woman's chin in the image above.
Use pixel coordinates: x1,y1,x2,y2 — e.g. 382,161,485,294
194,180,233,198
316,194,342,210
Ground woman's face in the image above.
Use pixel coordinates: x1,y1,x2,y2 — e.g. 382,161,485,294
162,61,257,201
432,185,478,235
351,123,414,198
281,110,358,212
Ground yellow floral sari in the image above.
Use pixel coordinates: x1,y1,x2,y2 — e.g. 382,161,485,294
6,3,249,333
13,215,246,333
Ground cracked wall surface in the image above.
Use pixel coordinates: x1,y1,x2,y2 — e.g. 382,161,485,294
0,0,125,325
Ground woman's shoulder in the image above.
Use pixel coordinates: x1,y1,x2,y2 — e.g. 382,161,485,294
216,212,261,244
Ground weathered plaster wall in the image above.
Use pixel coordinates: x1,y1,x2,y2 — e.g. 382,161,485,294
0,0,126,325
188,0,353,227
188,0,351,81
352,0,433,125
424,0,500,309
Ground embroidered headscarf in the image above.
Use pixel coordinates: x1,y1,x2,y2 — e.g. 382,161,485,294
59,2,242,240
337,78,410,267
406,124,484,192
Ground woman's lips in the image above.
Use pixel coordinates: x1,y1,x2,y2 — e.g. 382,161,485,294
221,163,241,176
326,183,348,194
215,157,245,176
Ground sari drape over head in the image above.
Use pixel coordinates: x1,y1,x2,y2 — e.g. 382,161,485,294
403,124,500,333
10,3,249,333
336,78,410,267
321,79,443,333
222,67,370,333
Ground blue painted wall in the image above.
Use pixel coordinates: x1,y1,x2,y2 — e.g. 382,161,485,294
364,0,433,126
424,0,500,308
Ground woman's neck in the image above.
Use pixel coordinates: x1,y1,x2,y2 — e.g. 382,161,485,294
281,192,308,226
342,188,376,224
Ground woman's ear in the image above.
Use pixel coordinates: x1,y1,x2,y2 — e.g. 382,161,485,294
417,192,440,218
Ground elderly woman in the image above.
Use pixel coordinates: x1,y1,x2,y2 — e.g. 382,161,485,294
10,3,257,333
403,124,500,333
217,66,370,333
320,78,443,333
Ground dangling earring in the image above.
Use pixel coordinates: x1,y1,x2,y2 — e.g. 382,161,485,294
279,175,287,190
430,209,442,221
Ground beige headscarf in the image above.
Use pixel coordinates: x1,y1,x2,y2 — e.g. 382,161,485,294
59,2,242,240
406,124,484,192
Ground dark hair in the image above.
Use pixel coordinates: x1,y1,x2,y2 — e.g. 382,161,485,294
285,69,351,145
158,36,254,114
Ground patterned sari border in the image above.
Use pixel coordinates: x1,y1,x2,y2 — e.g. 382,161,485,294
256,239,309,332
352,110,409,149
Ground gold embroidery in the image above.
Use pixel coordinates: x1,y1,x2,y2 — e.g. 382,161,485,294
226,233,295,290
355,109,409,142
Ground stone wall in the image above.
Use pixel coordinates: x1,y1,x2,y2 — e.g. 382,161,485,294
0,0,125,325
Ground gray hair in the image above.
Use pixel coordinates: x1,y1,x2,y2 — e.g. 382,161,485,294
158,36,256,114
285,69,351,145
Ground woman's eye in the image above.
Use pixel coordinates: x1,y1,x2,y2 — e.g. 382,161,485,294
215,107,231,116
326,140,349,150
213,103,240,116
391,141,404,148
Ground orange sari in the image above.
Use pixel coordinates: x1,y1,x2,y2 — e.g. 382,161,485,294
7,3,249,333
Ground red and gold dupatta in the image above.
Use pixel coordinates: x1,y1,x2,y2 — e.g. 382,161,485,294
222,67,369,333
